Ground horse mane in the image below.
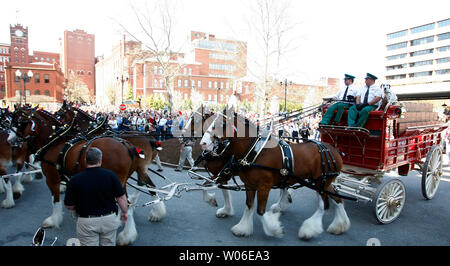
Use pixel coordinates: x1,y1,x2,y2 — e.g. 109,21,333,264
37,109,63,125
72,106,95,121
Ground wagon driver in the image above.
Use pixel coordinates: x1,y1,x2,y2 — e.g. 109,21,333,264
320,74,358,125
347,73,382,128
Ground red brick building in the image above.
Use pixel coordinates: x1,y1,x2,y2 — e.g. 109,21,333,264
62,29,95,96
0,43,10,99
1,24,65,109
4,63,65,107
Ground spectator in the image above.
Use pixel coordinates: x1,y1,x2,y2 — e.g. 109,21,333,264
175,134,198,172
300,121,310,141
64,147,128,246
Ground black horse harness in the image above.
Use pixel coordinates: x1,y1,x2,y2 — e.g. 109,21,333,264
203,125,356,201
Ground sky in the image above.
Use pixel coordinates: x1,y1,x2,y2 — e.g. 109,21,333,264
1,0,449,84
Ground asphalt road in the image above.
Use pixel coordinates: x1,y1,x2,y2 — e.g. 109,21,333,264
1,161,449,246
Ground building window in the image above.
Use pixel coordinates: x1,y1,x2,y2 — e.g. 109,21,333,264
410,49,433,57
0,85,4,92
387,42,407,51
160,79,164,88
154,79,158,88
437,45,450,52
411,36,434,46
183,68,187,75
189,68,192,75
387,30,408,39
198,80,201,88
184,93,188,99
214,81,218,88
35,74,40,83
226,82,229,89
191,80,195,87
386,74,406,80
208,81,212,88
14,75,19,82
410,60,433,67
0,65,3,71
409,71,432,78
15,90,20,96
0,74,3,81
386,53,407,61
220,82,224,89
184,80,188,87
177,79,181,87
436,57,450,64
386,64,407,71
208,94,212,101
154,66,158,74
35,90,40,95
44,90,50,96
438,19,450,28
436,69,450,75
411,23,435,34
437,32,450,41
44,74,50,83
25,90,30,97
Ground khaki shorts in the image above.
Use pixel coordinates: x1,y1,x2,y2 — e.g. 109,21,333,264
76,213,121,246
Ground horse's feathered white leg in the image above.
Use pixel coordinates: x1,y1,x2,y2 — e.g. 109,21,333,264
0,178,5,194
231,205,254,237
22,173,34,183
327,199,350,235
270,188,290,213
117,192,139,246
148,195,166,222
216,189,234,218
42,200,63,228
59,182,66,194
12,173,25,197
298,193,325,239
1,179,15,208
260,211,284,238
203,190,218,207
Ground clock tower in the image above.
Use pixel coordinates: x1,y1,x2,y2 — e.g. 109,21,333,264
10,24,29,65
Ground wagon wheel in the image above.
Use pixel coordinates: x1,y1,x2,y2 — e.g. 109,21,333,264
421,145,443,200
373,179,406,224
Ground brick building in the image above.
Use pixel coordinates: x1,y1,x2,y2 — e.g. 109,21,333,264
1,24,65,109
61,29,96,97
4,62,65,108
0,43,10,99
96,31,338,111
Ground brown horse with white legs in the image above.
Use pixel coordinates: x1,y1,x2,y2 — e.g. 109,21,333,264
55,102,166,222
1,106,39,208
200,109,351,239
8,107,144,245
185,109,292,219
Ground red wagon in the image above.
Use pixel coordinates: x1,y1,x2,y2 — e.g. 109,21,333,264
318,96,447,224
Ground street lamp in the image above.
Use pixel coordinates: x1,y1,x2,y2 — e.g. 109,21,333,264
117,74,129,104
15,69,33,106
216,87,221,105
280,79,292,115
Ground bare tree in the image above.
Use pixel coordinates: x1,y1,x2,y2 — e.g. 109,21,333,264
106,83,119,105
113,0,187,113
242,0,302,115
66,72,91,104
